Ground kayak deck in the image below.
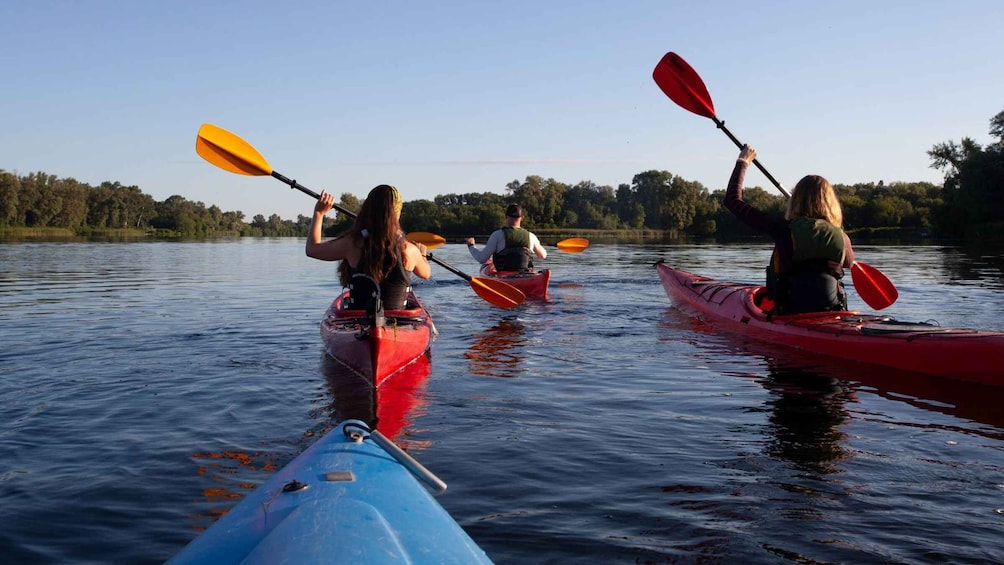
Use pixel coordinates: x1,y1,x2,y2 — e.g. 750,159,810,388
656,261,1004,385
168,420,491,564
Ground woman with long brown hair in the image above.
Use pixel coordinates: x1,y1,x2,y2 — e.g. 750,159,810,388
306,184,430,309
724,145,856,314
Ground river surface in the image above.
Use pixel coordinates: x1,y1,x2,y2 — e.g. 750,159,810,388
2,239,1004,564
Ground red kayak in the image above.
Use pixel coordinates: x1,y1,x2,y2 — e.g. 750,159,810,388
321,291,434,387
656,261,1004,386
479,264,551,298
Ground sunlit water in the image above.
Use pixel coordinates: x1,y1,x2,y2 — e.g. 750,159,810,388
2,239,1004,564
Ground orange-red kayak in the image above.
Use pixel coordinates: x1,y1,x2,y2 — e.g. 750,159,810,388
656,261,1004,386
320,291,434,387
479,265,551,298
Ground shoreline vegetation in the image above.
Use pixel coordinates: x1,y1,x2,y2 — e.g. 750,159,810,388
3,109,1001,243
0,225,974,246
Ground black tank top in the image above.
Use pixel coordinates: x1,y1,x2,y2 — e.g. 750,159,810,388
348,242,412,309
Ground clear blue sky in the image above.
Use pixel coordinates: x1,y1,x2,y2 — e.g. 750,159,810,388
3,1,1002,221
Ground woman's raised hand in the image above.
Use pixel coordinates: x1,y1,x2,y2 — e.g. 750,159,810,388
738,144,757,165
314,190,336,215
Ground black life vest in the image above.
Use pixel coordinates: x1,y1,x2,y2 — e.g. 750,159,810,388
492,227,533,272
346,242,412,310
766,217,847,315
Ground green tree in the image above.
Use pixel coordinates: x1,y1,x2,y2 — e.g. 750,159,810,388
0,170,19,226
929,108,1004,236
401,199,443,233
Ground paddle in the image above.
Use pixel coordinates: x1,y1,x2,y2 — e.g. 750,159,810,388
555,237,589,253
195,123,525,309
408,233,589,254
652,52,898,310
406,232,445,250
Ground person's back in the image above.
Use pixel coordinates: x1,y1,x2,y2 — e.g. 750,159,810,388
724,146,854,315
305,184,430,310
346,243,412,310
466,204,547,273
492,225,534,272
774,216,847,314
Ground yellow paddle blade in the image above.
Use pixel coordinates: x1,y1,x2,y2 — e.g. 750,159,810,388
196,123,273,176
556,237,589,253
470,277,525,309
406,232,447,249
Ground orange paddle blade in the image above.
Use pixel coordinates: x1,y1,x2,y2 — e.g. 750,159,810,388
406,232,447,250
196,123,273,176
556,237,589,253
470,277,525,309
851,261,898,310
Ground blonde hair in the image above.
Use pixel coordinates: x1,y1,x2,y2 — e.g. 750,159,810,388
785,175,843,228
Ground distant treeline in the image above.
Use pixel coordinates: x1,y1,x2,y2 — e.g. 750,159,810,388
3,109,1001,240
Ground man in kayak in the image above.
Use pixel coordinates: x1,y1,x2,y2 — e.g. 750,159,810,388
724,145,856,315
465,204,548,274
306,184,431,310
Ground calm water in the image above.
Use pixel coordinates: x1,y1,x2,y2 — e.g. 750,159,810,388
2,239,1004,564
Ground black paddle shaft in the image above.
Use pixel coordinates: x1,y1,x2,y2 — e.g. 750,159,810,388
425,252,472,282
270,171,358,218
710,117,790,198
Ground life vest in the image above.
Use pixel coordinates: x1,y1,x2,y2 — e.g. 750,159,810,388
491,227,533,272
766,217,847,314
346,242,412,310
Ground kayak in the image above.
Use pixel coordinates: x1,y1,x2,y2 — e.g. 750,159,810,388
167,420,492,564
479,264,551,298
656,261,1004,385
321,290,434,387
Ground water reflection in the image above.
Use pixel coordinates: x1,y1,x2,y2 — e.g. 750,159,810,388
943,244,1004,287
319,353,431,442
466,317,528,378
759,362,853,476
661,307,1004,438
185,449,280,530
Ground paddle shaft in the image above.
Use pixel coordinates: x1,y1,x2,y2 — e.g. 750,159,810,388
270,171,360,219
711,118,789,198
425,252,471,282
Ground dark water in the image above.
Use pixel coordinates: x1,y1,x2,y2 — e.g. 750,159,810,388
2,239,1004,564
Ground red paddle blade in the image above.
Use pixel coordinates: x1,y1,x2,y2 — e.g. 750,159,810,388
652,52,716,119
851,261,898,310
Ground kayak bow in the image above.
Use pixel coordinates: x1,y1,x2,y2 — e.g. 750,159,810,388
167,420,492,564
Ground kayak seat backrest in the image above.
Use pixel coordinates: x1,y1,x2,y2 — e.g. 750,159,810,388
346,274,380,312
337,292,424,320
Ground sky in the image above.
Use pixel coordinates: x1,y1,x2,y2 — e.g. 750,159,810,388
2,1,1003,221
